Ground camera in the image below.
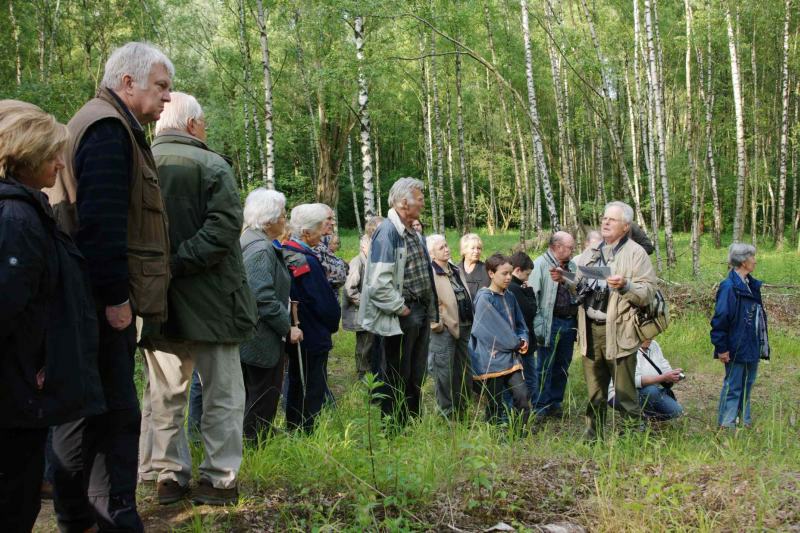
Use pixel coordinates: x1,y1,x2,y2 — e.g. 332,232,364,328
678,372,686,381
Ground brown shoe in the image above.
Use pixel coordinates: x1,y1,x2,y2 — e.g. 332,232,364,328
157,479,189,505
191,478,238,506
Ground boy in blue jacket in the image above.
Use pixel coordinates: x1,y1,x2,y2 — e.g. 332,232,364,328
470,253,532,425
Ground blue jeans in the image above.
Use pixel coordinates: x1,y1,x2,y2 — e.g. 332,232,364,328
531,316,577,414
638,384,683,420
187,370,203,437
718,361,758,427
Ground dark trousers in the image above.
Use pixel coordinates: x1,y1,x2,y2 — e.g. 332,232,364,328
481,370,531,425
532,316,577,413
0,426,48,533
286,347,330,433
52,316,142,533
187,369,203,437
379,302,430,425
242,352,287,440
354,331,375,377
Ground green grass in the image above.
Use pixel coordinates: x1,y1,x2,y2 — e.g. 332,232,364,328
133,230,800,531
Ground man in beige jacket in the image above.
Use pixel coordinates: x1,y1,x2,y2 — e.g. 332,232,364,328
553,201,657,440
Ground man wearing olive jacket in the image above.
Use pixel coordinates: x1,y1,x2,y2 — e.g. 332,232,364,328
139,92,256,506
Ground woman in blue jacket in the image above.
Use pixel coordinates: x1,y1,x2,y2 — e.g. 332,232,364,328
282,204,341,432
710,243,770,429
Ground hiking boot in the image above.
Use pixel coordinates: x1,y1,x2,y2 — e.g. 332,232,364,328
192,478,238,506
157,479,189,505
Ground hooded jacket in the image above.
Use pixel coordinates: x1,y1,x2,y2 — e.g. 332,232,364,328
710,269,770,363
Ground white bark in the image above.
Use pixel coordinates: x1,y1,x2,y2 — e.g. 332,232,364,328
354,15,376,220
347,135,363,234
725,4,747,243
520,0,559,230
685,0,700,277
420,46,439,230
237,0,254,185
429,29,446,233
255,0,275,189
777,0,792,247
644,0,675,265
455,46,470,232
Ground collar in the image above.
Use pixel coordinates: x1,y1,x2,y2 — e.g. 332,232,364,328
511,276,524,286
599,235,629,257
101,87,144,131
387,208,408,236
153,130,208,149
432,260,456,275
283,238,313,253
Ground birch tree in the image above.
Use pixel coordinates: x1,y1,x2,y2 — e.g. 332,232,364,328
429,27,447,233
520,0,559,231
455,45,470,232
776,0,792,247
255,0,275,188
725,2,747,243
354,15,376,220
644,0,676,265
346,135,363,234
685,0,700,276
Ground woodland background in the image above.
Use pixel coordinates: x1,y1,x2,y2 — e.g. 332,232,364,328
4,0,800,274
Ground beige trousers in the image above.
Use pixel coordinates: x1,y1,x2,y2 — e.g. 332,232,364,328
139,341,244,489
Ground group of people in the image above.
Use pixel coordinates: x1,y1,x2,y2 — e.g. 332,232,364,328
0,40,771,533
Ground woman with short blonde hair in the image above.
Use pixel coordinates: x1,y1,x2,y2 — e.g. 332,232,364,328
458,233,489,300
0,100,104,530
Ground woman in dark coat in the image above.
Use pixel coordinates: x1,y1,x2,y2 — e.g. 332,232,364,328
239,188,303,440
282,204,341,432
0,100,104,532
710,243,770,429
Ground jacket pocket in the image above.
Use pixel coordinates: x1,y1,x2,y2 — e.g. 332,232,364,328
128,248,169,319
616,310,640,352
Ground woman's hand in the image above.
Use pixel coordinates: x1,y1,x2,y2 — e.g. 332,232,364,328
718,351,730,363
289,326,303,344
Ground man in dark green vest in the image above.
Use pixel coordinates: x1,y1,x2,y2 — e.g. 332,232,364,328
139,92,256,506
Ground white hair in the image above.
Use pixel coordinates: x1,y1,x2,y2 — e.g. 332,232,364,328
604,201,634,224
426,234,447,255
154,92,203,135
388,177,425,207
243,188,286,230
101,42,175,90
289,203,329,238
728,242,756,268
459,232,483,256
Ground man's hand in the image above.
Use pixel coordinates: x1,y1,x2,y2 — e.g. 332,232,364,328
661,368,683,384
607,274,627,290
399,306,411,317
289,326,303,344
519,339,529,354
549,267,564,283
718,352,730,363
105,302,132,331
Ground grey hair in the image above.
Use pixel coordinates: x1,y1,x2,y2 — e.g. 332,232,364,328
459,233,483,256
585,230,602,245
549,230,574,248
604,201,634,224
289,203,329,238
101,42,175,90
728,242,756,268
243,188,286,230
388,177,425,207
426,234,448,255
154,92,203,135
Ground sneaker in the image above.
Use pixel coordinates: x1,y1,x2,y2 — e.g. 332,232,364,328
157,479,189,505
192,478,238,506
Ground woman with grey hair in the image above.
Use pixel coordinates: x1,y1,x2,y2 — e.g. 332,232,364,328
237,188,303,439
281,204,341,432
710,243,770,429
427,234,473,417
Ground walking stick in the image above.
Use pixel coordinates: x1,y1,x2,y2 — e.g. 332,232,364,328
290,300,306,397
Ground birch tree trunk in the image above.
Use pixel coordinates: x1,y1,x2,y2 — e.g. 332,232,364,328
726,3,747,243
347,135,363,234
238,0,254,186
644,0,676,265
520,0,559,231
375,133,383,217
444,86,461,232
685,0,700,277
255,0,275,189
354,15,376,220
429,28,447,233
624,63,645,231
251,103,268,184
455,46,470,232
420,46,439,231
9,0,21,85
750,29,759,245
292,9,319,188
485,2,526,239
776,0,792,247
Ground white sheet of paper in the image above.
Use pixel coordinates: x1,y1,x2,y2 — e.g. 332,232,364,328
578,265,612,280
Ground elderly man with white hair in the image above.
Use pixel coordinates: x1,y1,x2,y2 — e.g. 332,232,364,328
137,92,257,506
554,201,657,440
46,42,173,531
359,177,438,426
